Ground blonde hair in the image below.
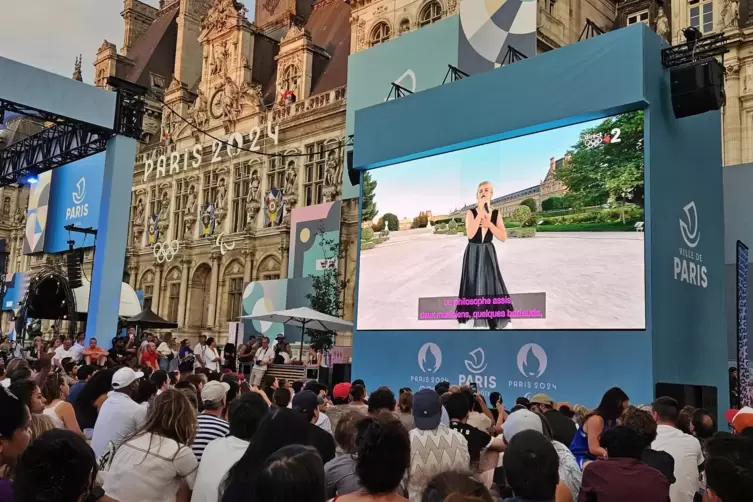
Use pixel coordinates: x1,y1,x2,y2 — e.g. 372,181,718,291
477,181,494,192
29,414,55,440
573,404,589,425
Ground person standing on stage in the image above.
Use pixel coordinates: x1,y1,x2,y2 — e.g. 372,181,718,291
250,337,275,386
456,181,514,330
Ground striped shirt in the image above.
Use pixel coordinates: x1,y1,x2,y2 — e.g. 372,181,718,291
192,413,230,461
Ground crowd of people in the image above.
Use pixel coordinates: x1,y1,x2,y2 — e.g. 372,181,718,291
0,332,752,502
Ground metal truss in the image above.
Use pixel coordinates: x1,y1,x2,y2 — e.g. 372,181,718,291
578,19,604,42
386,82,413,101
661,33,729,69
442,64,470,84
501,45,528,66
0,77,145,187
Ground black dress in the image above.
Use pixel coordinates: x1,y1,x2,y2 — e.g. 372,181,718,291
456,208,513,329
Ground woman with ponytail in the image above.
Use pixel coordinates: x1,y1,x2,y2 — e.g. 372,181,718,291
331,412,411,502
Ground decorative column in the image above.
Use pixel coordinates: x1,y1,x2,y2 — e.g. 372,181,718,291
177,258,190,329
279,233,289,279
128,262,138,290
153,263,163,315
207,252,221,329
725,63,742,166
242,249,255,285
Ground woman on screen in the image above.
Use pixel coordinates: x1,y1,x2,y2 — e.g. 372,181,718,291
456,181,514,329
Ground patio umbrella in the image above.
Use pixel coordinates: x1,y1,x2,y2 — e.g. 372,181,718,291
124,307,178,329
241,307,353,358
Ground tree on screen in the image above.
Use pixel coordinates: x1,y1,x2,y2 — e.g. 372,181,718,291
520,198,537,212
554,110,645,208
305,228,348,352
361,171,378,223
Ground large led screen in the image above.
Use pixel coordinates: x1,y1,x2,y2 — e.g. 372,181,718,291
356,111,645,330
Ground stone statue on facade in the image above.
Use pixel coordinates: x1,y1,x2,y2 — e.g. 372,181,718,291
655,7,670,39
157,191,170,237
191,90,210,130
245,173,262,230
185,185,198,216
248,171,261,202
240,81,265,111
134,198,145,223
221,77,242,131
211,42,230,76
217,178,228,209
201,0,247,33
323,149,342,202
13,206,24,226
722,0,739,28
284,161,298,197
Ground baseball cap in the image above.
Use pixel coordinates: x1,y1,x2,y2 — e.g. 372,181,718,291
292,390,319,414
503,409,543,442
202,381,230,403
112,368,144,389
530,394,555,407
726,407,753,433
276,333,285,340
333,382,351,399
413,389,442,430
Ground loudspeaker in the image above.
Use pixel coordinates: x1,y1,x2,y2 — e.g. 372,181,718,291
346,150,360,186
67,250,82,289
670,59,725,119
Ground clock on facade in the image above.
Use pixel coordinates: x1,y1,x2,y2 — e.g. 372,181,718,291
210,90,224,119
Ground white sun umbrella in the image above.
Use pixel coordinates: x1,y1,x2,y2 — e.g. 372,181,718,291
241,307,353,358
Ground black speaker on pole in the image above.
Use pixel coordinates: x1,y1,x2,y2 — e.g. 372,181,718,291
670,59,725,119
346,150,360,186
67,250,82,289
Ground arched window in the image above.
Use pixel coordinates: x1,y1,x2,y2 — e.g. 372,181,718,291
370,22,391,46
281,65,300,93
418,1,443,26
399,18,411,34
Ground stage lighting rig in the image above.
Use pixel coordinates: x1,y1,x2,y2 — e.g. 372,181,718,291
442,65,470,85
661,30,728,69
385,82,413,101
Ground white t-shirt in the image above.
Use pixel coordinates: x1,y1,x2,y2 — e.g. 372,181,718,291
651,425,704,502
316,410,333,434
105,432,198,502
253,347,275,370
91,392,148,458
156,342,172,357
72,342,85,362
194,343,206,369
191,436,249,502
53,345,77,363
204,347,221,372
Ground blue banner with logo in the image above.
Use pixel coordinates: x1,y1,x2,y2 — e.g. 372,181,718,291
44,152,104,253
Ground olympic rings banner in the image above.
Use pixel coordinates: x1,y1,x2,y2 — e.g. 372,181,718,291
153,240,180,264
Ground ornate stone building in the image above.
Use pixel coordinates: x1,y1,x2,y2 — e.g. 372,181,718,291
87,0,355,343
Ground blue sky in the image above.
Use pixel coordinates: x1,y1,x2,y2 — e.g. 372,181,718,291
370,116,608,221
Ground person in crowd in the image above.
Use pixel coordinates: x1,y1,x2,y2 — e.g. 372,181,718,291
8,380,46,415
150,370,169,395
133,379,158,405
71,333,86,363
253,445,326,502
677,405,696,435
192,392,269,502
67,365,97,405
0,386,32,499
193,335,207,370
47,338,61,356
26,337,45,365
349,384,368,412
292,390,336,464
325,411,363,498
28,414,55,441
91,367,147,457
489,392,503,422
326,382,355,432
579,426,671,502
434,382,450,396
503,408,581,501
273,387,291,407
368,387,396,414
104,389,198,502
220,407,311,502
156,333,173,372
262,375,279,402
192,381,231,461
703,433,753,502
83,338,108,367
203,338,221,373
559,404,575,421
108,338,131,367
178,339,195,373
13,429,109,502
331,413,411,502
40,372,82,434
503,430,559,502
250,337,274,386
407,389,470,501
691,409,716,447
274,341,291,364
140,342,160,371
396,390,415,430
421,471,495,502
460,389,495,434
570,387,629,468
52,338,76,368
0,364,6,389
445,392,505,467
305,381,333,433
729,367,740,409
184,373,207,396
72,368,116,431
572,404,588,425
651,396,704,502
725,406,753,437
621,406,676,483
530,394,577,447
